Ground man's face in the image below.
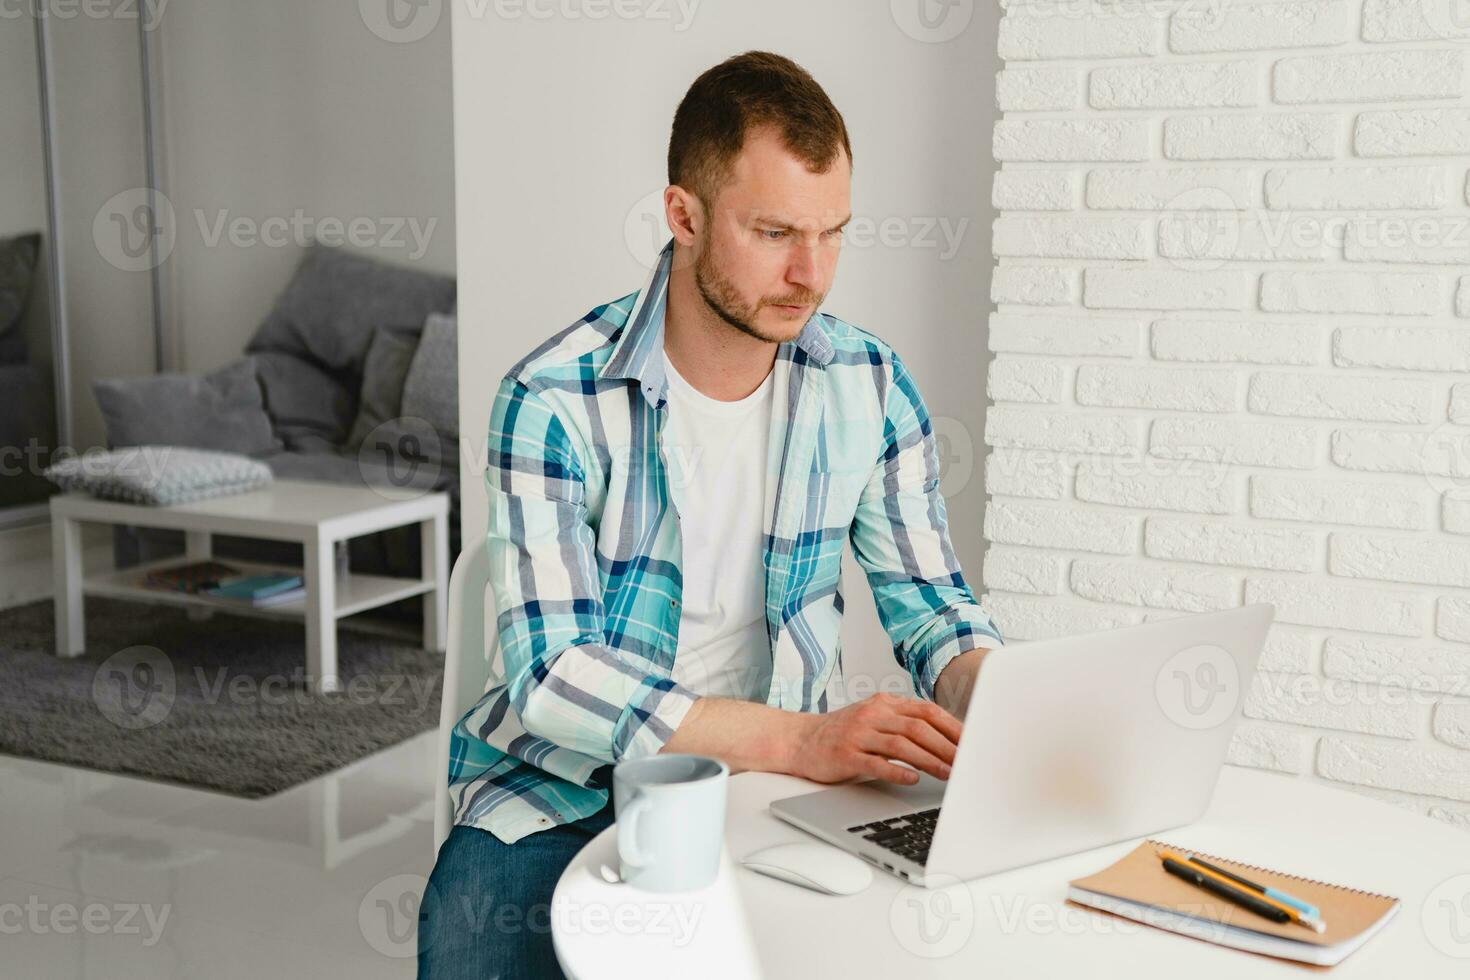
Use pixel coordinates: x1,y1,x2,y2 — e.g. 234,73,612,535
692,126,851,344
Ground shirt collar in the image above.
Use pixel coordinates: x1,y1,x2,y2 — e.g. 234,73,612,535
598,237,833,409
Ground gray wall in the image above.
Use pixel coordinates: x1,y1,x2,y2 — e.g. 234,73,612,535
157,0,456,374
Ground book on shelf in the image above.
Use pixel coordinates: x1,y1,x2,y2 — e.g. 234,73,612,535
143,560,242,594
202,573,306,607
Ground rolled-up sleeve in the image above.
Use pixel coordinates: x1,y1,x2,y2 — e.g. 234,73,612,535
477,374,699,764
848,352,1003,701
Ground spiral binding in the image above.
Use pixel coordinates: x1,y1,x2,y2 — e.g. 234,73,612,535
1148,840,1399,903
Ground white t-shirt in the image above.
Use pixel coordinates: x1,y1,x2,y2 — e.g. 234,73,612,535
661,351,775,702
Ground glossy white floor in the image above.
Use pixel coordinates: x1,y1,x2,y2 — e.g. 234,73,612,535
0,727,439,978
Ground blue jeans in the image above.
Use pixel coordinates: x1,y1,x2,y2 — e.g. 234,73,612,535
418,805,615,980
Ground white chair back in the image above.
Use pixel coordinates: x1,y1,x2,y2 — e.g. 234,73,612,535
433,536,496,854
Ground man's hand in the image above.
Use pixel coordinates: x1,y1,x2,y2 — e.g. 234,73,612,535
788,692,962,786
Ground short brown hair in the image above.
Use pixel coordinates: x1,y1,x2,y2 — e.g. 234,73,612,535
668,51,852,210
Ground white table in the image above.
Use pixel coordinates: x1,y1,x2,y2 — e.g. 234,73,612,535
50,479,449,692
553,766,1470,979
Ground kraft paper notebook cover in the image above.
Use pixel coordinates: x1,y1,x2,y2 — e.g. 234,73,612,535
1067,840,1400,967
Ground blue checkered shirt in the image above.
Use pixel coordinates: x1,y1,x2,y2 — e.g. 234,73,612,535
449,238,1003,843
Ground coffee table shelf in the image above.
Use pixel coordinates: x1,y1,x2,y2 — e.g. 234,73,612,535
86,556,437,621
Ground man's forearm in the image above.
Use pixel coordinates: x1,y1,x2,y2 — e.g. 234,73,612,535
934,646,992,720
659,697,815,775
660,687,965,787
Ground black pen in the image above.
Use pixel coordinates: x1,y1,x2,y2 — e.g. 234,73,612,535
1162,855,1297,927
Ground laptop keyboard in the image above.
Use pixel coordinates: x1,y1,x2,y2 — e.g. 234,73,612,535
847,807,940,866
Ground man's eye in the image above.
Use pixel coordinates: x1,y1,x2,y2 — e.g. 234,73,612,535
760,229,786,241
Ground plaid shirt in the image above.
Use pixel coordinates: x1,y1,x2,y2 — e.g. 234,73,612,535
450,238,1003,844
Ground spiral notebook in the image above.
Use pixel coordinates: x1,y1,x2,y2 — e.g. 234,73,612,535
1067,840,1400,967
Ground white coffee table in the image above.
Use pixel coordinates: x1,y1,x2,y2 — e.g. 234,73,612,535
50,479,450,693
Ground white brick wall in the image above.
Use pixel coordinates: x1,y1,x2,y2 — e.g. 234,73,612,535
987,0,1470,829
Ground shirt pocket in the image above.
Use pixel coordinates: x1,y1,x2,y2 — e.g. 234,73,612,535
804,467,870,533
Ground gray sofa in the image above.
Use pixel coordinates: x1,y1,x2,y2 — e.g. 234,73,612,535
105,244,462,614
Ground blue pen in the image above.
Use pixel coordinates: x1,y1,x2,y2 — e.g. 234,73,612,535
1185,853,1322,923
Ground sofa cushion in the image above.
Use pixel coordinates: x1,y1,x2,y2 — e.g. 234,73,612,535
0,232,42,365
246,244,455,378
401,311,458,445
347,327,419,450
45,446,273,506
93,359,280,454
249,350,357,450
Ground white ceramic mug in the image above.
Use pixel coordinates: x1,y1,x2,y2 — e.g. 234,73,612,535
612,754,728,892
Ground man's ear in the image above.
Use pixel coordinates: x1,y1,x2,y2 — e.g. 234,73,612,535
665,185,702,245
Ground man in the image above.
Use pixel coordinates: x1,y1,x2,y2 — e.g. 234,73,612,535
420,50,1002,979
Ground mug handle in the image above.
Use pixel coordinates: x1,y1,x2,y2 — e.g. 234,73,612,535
618,795,653,869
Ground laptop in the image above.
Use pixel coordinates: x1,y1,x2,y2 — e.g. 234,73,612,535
770,604,1273,887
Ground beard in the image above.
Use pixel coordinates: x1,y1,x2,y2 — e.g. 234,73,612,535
693,233,822,345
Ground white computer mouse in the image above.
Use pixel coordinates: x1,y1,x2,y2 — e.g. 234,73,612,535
740,841,873,895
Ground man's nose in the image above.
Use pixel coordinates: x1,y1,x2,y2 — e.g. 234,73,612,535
786,243,822,291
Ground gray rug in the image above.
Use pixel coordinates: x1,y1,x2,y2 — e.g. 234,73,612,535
0,597,442,797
